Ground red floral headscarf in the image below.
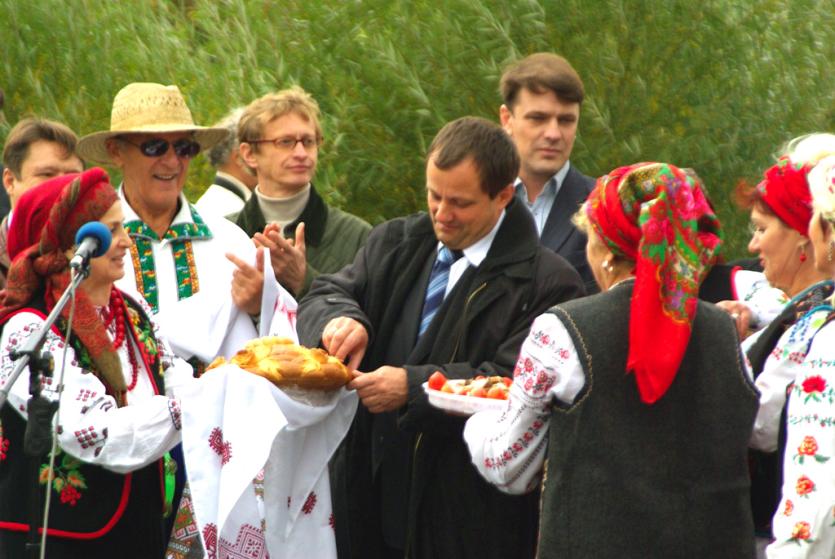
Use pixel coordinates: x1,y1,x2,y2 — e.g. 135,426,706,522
0,168,124,393
756,156,813,237
585,162,723,404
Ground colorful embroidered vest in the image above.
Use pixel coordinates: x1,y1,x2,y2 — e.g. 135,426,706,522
537,284,758,559
0,293,165,541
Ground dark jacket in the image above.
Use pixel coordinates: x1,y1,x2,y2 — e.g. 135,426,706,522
536,165,596,293
539,283,757,558
297,198,585,559
235,184,371,296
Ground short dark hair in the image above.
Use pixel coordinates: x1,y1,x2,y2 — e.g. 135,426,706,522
3,118,80,177
427,116,519,198
500,53,585,108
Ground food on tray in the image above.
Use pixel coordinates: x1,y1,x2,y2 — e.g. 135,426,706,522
206,337,351,390
426,371,512,400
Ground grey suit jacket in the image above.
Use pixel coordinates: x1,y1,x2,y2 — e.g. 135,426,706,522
538,165,597,292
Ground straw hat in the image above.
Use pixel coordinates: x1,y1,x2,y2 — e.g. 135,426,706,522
77,82,230,164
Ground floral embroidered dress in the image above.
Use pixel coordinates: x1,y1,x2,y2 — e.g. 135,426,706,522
746,281,834,451
767,316,835,557
0,293,192,556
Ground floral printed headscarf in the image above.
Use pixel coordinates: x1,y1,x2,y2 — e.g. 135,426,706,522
585,162,723,404
0,168,124,394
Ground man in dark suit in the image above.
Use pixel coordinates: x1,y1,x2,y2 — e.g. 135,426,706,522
499,53,597,291
297,117,585,558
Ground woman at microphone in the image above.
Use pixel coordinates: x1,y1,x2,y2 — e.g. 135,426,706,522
0,168,193,558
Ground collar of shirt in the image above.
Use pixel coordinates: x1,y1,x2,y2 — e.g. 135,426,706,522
438,209,507,297
514,161,571,235
216,171,253,200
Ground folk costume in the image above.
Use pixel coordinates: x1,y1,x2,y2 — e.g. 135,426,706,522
765,155,835,557
466,163,759,558
297,198,585,559
0,170,191,559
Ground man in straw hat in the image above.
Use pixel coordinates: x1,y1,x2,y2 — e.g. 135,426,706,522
77,82,288,553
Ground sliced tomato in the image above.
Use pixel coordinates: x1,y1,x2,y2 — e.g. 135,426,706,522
489,386,509,400
470,387,487,398
428,371,447,391
501,377,513,387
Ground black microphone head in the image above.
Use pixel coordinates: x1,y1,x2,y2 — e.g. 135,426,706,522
74,222,112,257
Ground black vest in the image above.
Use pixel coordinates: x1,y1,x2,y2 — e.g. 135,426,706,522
538,283,758,559
0,294,166,554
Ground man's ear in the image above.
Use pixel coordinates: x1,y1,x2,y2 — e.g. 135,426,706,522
495,183,515,208
105,138,124,167
239,142,259,170
2,167,15,198
499,104,513,135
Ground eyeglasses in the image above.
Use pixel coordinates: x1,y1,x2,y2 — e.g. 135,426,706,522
247,136,319,152
120,137,201,159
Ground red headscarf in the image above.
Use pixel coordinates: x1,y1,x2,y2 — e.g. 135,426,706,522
0,168,124,393
756,156,813,237
585,162,723,404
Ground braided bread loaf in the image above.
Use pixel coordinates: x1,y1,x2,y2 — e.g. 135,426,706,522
207,337,351,390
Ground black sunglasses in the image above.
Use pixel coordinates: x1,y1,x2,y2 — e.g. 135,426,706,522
120,137,201,159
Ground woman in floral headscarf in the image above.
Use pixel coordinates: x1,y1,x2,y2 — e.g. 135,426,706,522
465,162,758,558
763,154,835,557
0,169,193,558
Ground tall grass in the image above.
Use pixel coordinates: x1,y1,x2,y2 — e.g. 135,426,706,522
1,0,833,256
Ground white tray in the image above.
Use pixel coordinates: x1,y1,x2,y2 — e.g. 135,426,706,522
422,381,508,416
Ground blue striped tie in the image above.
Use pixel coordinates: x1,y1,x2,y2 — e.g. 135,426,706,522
419,246,462,337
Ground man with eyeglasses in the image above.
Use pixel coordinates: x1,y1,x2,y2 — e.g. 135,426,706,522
236,86,371,297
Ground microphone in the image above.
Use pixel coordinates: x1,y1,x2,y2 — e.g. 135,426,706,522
69,222,112,271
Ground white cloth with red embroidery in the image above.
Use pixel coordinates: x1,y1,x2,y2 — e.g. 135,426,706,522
176,364,357,559
463,312,585,494
766,319,835,558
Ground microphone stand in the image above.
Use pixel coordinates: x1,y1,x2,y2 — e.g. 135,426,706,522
0,261,90,559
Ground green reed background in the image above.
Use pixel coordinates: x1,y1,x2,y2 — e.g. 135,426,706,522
1,0,833,257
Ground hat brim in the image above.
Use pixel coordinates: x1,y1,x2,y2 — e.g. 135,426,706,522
76,125,230,164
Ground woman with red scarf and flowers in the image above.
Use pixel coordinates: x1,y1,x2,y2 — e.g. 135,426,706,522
465,162,759,558
0,168,192,558
761,152,835,557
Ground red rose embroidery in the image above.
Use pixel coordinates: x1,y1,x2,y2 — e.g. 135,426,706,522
0,434,9,462
523,358,534,372
796,476,815,497
329,513,335,529
790,521,811,541
783,499,794,516
802,376,826,394
798,436,818,456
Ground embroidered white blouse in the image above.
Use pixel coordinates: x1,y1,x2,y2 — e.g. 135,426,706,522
463,312,584,494
0,301,192,473
766,319,835,557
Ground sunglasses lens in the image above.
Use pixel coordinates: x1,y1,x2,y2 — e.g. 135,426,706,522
173,139,201,158
139,139,170,157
